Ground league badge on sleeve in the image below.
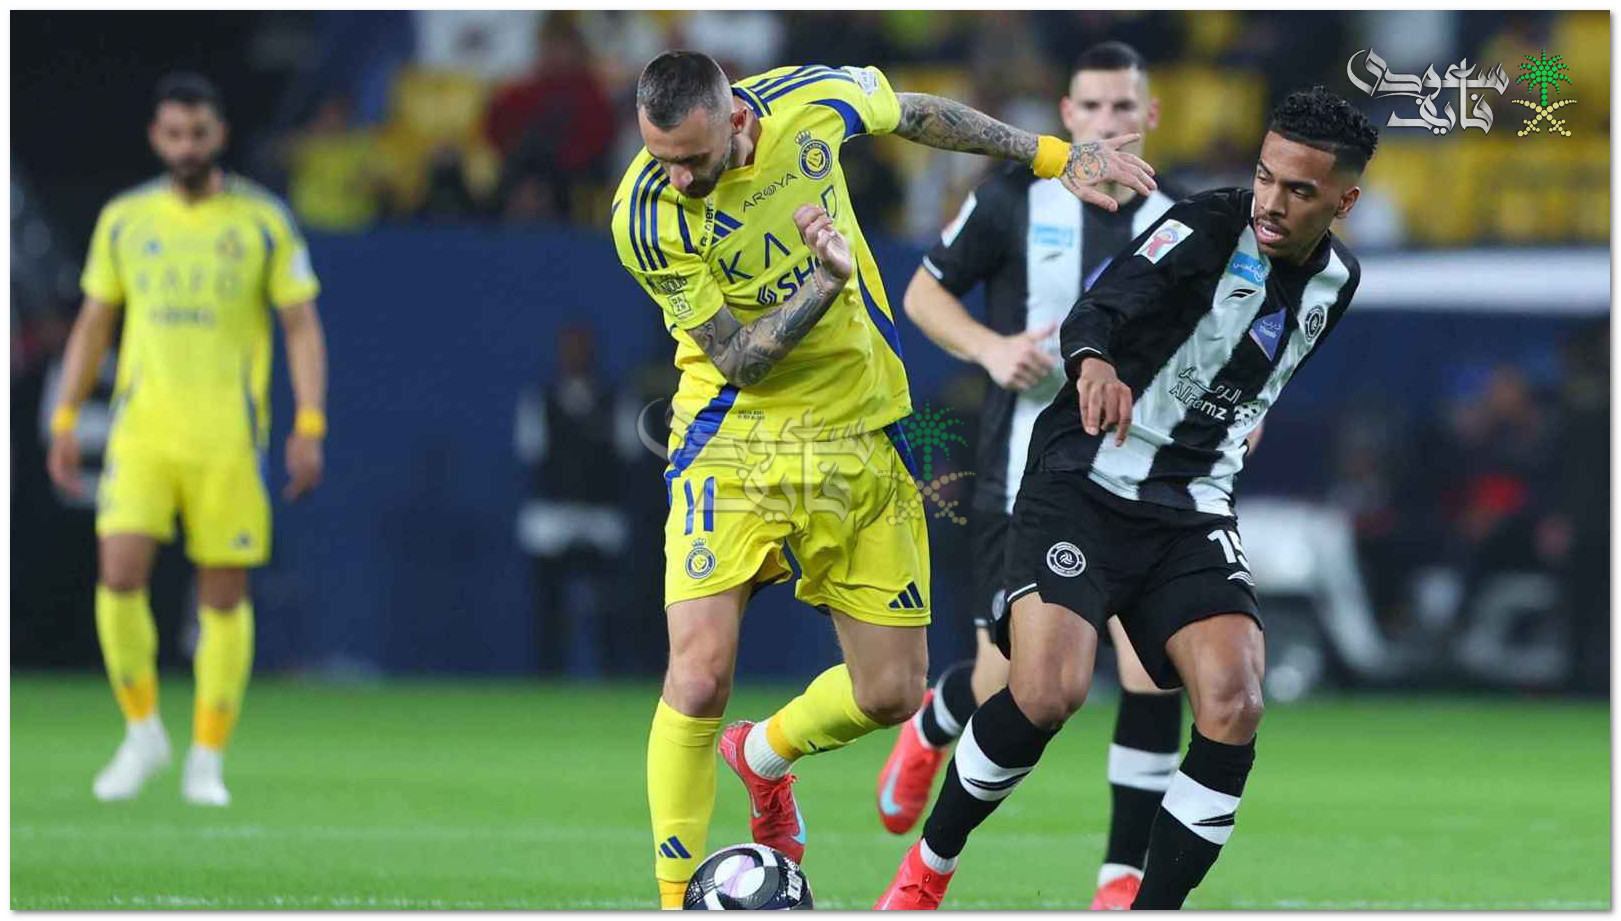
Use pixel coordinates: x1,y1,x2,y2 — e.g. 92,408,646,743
1136,219,1194,264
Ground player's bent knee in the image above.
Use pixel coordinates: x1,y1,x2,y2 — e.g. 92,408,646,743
852,667,926,726
98,570,148,594
1008,673,1089,730
662,663,732,717
1193,680,1264,742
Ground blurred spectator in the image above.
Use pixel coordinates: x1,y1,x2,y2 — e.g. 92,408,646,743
413,10,543,84
1550,322,1609,695
676,11,786,78
373,67,500,221
286,95,382,233
485,15,616,225
514,325,628,676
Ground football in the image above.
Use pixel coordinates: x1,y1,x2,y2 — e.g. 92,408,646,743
683,844,814,910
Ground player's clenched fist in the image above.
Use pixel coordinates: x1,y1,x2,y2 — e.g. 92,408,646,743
793,204,852,285
1077,356,1134,446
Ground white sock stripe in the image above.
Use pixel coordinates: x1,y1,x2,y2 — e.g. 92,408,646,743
918,839,958,874
931,686,964,738
1097,863,1142,888
1107,743,1179,792
743,722,792,779
1160,770,1242,846
953,719,1032,802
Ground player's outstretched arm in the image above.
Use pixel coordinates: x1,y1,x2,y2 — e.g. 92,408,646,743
688,205,851,388
45,297,119,497
892,93,1156,211
278,301,327,500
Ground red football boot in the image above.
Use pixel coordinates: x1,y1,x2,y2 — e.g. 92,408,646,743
874,841,954,910
876,691,950,834
718,721,806,864
1090,870,1143,910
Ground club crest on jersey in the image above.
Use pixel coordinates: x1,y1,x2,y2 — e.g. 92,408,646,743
685,539,717,580
1046,541,1086,577
796,130,833,180
1137,219,1194,264
1302,304,1328,342
215,228,245,261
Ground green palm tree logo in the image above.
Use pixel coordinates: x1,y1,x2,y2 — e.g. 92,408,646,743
1513,51,1576,137
894,402,974,526
900,402,969,480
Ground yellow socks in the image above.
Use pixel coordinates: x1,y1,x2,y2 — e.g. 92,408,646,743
648,699,721,908
766,664,881,759
193,601,254,750
95,586,159,721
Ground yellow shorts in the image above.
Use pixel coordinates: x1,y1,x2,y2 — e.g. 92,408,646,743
663,422,931,627
96,440,271,567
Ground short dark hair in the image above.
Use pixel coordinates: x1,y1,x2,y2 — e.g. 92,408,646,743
154,71,223,117
1072,40,1147,76
1268,86,1379,174
636,51,731,130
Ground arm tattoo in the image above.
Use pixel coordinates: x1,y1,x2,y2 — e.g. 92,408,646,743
894,92,1038,162
687,269,844,387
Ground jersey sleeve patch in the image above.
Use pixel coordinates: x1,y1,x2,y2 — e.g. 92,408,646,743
1135,219,1195,264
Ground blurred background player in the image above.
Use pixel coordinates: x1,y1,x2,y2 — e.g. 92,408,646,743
611,51,1155,907
876,87,1377,910
46,73,329,807
875,41,1198,910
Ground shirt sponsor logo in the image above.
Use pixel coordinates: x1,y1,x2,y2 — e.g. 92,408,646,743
1247,308,1286,360
1030,223,1076,249
1226,250,1268,286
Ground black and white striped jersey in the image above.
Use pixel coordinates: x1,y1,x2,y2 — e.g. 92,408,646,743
922,162,1176,515
1033,187,1361,516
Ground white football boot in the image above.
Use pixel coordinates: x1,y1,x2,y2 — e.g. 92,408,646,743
92,716,172,802
181,746,231,807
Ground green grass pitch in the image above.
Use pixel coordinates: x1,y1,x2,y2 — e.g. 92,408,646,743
10,674,1609,909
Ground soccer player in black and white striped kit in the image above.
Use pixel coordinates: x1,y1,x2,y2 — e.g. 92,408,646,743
873,42,1221,910
876,86,1377,910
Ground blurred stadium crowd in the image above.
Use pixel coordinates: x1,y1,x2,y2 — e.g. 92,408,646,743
10,11,1608,694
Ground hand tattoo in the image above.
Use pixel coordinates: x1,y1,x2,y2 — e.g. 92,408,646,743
686,269,845,387
1068,142,1106,184
894,93,1038,162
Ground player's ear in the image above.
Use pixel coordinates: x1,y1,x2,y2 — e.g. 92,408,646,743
1058,96,1077,134
1145,96,1161,132
1335,184,1360,220
730,101,748,136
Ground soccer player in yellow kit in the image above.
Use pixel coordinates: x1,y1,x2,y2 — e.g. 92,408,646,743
611,51,1156,906
46,73,329,807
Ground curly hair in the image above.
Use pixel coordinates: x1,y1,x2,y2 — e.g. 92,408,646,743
1268,86,1379,174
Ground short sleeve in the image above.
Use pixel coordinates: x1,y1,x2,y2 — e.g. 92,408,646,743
80,203,125,305
829,65,902,137
613,190,724,332
749,64,902,139
921,174,1014,297
263,205,321,308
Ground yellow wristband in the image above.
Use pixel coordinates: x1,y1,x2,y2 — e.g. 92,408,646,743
1032,135,1071,180
294,408,327,439
50,405,79,436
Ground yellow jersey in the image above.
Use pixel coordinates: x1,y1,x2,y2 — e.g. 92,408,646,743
611,64,913,454
81,175,321,457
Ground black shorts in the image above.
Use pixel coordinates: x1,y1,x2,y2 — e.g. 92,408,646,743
969,506,1010,632
995,471,1262,690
